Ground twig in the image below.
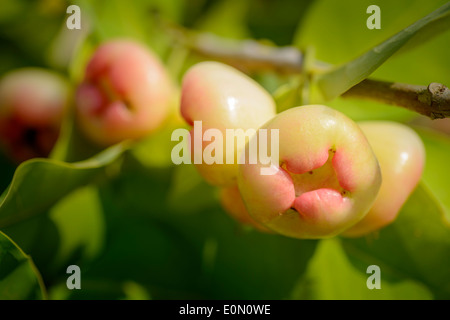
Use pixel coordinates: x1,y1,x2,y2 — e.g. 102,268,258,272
342,80,450,119
168,26,450,119
185,32,303,74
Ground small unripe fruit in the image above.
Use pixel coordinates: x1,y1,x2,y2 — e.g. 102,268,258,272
180,61,276,186
0,68,69,162
343,121,425,237
219,185,271,232
76,39,173,146
238,105,382,239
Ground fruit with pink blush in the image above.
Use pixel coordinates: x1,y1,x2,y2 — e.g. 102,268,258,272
0,68,69,162
237,105,382,239
342,121,425,237
180,61,276,186
76,39,173,146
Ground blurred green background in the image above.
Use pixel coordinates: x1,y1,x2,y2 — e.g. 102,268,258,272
0,0,449,300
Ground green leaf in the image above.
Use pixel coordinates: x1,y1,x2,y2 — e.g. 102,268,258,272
341,184,450,299
295,0,450,91
131,119,184,169
292,238,432,299
393,8,450,56
76,0,183,58
1,215,59,283
121,281,152,300
98,151,175,221
295,0,450,64
293,184,450,299
77,0,149,44
414,127,450,224
95,176,317,299
0,143,128,228
194,0,250,39
273,78,304,113
64,214,202,300
315,2,450,100
167,208,318,299
49,186,105,269
246,0,313,46
0,231,46,299
2,186,106,285
166,164,218,214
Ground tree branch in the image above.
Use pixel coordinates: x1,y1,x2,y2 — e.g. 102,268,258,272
343,80,450,119
169,27,450,119
185,32,304,74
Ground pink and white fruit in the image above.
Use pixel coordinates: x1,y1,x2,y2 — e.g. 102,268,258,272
219,185,271,232
180,61,276,186
76,39,173,146
0,68,69,162
237,105,382,239
343,121,425,237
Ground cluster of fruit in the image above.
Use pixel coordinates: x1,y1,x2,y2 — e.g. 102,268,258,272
0,39,425,239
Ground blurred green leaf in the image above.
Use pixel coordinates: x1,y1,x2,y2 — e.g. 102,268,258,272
414,127,450,224
66,34,96,84
76,0,183,58
246,0,312,46
294,0,450,65
0,0,25,24
292,238,432,299
315,2,450,101
49,186,105,269
0,143,128,228
195,0,250,39
131,121,184,169
167,164,218,214
273,79,303,113
160,207,318,299
96,165,317,299
0,0,67,73
293,183,450,299
341,184,450,299
0,153,15,194
198,214,317,299
393,7,450,56
50,106,111,163
371,32,450,86
77,0,149,43
1,214,59,284
98,151,174,221
0,231,46,299
66,214,203,299
293,0,450,124
2,186,106,287
122,281,152,300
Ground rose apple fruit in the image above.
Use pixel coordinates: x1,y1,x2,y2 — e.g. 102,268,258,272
237,105,382,239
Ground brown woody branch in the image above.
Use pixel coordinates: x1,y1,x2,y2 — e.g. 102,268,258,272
342,80,450,119
174,30,304,74
169,27,450,119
